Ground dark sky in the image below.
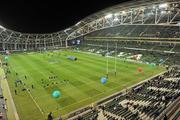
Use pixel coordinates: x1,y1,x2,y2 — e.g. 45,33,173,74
0,0,129,33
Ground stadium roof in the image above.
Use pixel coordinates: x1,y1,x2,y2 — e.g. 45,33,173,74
0,0,180,43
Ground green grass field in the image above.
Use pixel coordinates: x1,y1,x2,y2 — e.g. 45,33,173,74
5,50,165,120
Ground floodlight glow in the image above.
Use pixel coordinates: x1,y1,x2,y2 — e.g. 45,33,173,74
161,11,166,14
76,21,81,26
0,25,6,30
153,5,156,9
167,11,171,14
114,13,120,16
121,11,126,15
147,12,153,16
113,17,119,21
97,18,102,22
77,30,81,33
64,28,71,32
105,14,113,19
66,28,71,30
159,3,168,9
177,22,180,26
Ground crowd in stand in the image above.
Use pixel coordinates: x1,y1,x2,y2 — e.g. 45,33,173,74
87,25,180,38
68,67,180,120
77,41,180,66
0,87,7,120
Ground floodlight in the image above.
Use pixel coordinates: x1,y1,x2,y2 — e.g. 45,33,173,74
77,30,81,33
161,11,166,14
114,13,120,16
121,11,126,15
147,12,153,16
66,28,71,30
64,28,71,32
113,17,119,21
75,21,81,26
0,25,6,30
105,14,113,19
159,3,168,9
140,8,144,12
177,22,180,26
153,5,156,9
167,11,171,14
97,18,102,22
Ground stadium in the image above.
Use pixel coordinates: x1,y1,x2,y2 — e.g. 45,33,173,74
0,0,180,120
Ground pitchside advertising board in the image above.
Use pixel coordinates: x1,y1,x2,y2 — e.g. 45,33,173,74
72,40,81,45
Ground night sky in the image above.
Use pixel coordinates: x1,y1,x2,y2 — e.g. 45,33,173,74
0,0,129,33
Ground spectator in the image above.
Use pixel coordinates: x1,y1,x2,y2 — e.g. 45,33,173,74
48,112,53,120
32,84,34,89
59,114,62,120
15,89,17,95
163,114,168,120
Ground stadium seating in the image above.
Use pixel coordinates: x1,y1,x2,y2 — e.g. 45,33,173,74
77,39,180,66
68,67,180,120
0,87,7,120
87,25,180,38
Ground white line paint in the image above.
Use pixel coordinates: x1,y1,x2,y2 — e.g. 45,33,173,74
4,77,20,120
8,65,45,116
26,89,44,115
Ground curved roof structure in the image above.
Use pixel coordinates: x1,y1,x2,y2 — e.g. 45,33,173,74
0,0,180,49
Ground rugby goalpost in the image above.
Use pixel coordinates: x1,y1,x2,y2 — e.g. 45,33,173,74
106,42,118,78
